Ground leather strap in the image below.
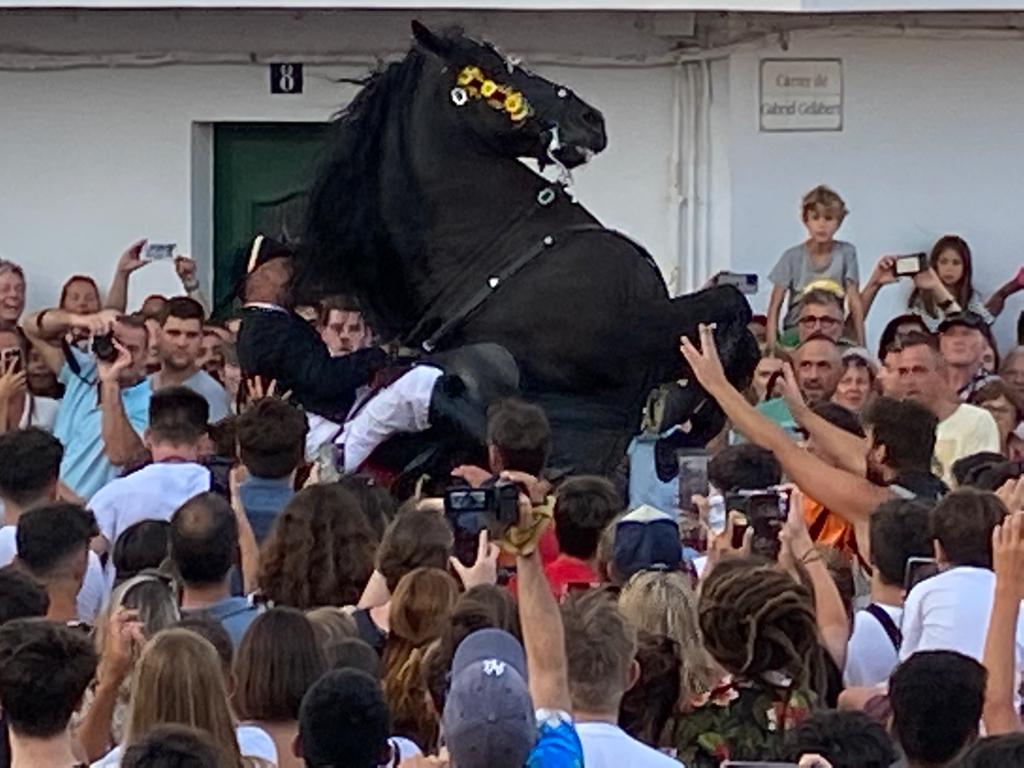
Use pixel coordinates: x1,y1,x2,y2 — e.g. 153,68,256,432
865,603,902,651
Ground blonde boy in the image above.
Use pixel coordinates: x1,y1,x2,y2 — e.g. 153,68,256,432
766,185,864,347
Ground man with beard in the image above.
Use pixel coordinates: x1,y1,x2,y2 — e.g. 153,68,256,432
150,297,230,423
680,323,945,565
753,333,842,436
235,237,387,422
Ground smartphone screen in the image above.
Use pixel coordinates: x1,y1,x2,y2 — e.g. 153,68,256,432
746,490,789,560
678,450,710,506
893,253,927,276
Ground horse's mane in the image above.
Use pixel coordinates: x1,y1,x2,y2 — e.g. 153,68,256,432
299,49,428,339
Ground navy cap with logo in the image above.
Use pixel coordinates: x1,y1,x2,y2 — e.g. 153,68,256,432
442,629,536,768
937,310,988,334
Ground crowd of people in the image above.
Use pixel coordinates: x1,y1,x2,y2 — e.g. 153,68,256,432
0,183,1020,768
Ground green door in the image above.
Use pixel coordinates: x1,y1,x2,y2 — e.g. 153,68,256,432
212,123,330,313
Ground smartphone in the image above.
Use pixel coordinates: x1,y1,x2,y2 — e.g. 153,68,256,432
893,252,927,277
714,272,759,295
142,242,176,261
904,556,939,594
678,450,710,506
0,346,22,374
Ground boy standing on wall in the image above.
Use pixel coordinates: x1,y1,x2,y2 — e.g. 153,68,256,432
766,185,865,347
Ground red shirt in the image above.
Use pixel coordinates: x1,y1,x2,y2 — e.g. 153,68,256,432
542,555,601,602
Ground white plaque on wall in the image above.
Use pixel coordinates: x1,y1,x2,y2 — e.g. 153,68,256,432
760,59,843,132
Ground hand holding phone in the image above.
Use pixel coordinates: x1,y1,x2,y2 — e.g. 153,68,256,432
892,252,928,277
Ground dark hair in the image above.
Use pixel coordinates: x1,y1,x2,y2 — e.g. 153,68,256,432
785,710,897,768
890,650,985,764
878,314,931,360
317,294,364,328
708,444,782,492
423,584,522,714
59,275,101,310
335,475,397,540
619,631,681,748
0,565,48,625
811,401,865,438
258,485,378,609
175,615,233,673
377,505,454,593
553,476,621,561
953,452,1008,489
15,503,98,579
972,461,1024,493
0,428,63,508
869,500,934,587
234,607,326,721
896,329,941,356
958,734,1024,768
329,637,382,679
486,398,551,476
113,520,172,584
862,397,938,474
930,489,1007,569
910,235,974,316
299,669,391,768
121,724,221,768
0,619,97,738
699,557,823,690
158,296,206,326
169,493,238,586
148,387,209,445
236,398,308,480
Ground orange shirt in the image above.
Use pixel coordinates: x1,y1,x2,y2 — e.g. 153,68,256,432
803,495,859,561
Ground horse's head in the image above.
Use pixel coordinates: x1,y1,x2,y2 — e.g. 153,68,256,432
412,21,607,169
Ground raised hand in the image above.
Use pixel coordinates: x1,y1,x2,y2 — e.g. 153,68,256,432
993,512,1024,602
116,239,149,275
96,337,133,385
449,529,500,589
869,256,899,287
71,309,121,338
174,255,199,288
0,357,26,402
679,323,729,393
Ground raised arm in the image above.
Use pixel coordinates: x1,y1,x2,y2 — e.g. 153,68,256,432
859,256,898,322
779,365,868,477
846,282,866,347
97,339,146,467
104,240,148,312
23,308,120,374
983,508,1024,735
174,256,212,316
680,325,892,532
986,268,1024,319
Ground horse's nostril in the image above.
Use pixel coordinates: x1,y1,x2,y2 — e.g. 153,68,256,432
581,109,602,127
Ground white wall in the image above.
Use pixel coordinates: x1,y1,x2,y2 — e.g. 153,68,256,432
724,32,1024,349
0,10,678,314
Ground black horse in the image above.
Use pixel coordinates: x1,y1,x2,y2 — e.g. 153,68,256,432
295,22,758,478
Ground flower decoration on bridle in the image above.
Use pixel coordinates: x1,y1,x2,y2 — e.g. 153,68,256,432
451,65,532,123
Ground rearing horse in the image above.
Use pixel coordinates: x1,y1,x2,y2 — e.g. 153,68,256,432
295,22,758,477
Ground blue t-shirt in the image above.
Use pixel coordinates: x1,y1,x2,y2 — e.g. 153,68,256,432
53,349,151,500
185,596,262,648
238,476,295,543
527,710,584,768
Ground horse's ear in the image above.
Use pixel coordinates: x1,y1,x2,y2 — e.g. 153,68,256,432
411,21,453,58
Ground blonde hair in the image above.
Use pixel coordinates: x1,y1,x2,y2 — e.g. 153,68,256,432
618,570,718,703
96,573,180,657
801,184,848,223
382,567,458,751
125,629,244,768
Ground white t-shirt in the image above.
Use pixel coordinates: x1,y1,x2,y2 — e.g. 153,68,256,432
0,524,107,623
844,603,903,688
91,724,277,766
934,404,1001,486
901,566,1024,664
575,721,680,768
19,395,60,432
88,462,212,549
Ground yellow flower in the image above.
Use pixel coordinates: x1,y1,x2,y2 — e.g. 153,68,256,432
480,80,498,98
458,66,482,86
505,92,523,114
510,105,530,122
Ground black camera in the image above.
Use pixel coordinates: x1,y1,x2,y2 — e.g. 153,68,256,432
724,488,790,560
443,480,521,566
92,333,118,363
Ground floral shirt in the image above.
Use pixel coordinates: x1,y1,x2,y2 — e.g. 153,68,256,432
674,675,815,767
527,708,585,768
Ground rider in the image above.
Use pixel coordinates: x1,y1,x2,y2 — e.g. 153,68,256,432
235,236,388,423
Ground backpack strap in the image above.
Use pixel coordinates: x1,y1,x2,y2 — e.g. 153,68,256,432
865,603,902,651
